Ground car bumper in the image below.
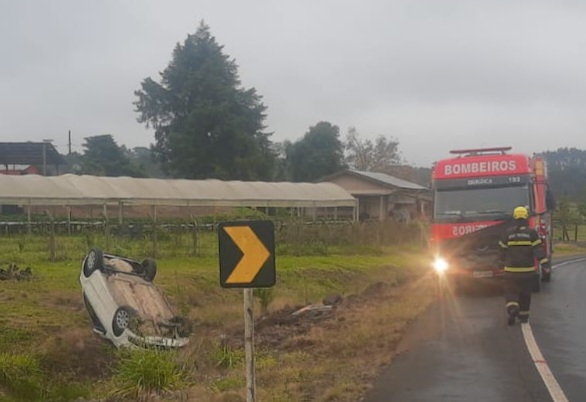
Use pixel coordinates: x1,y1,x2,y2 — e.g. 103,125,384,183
127,331,190,349
439,266,505,280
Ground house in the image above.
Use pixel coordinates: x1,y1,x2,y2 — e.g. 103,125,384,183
320,170,431,222
0,142,65,176
0,165,40,175
0,141,65,214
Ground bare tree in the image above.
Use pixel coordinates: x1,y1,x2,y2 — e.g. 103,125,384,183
344,127,402,171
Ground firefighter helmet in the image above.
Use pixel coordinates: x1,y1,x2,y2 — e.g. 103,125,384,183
513,206,528,220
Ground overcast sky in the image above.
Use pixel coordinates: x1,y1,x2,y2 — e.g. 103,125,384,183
2,0,586,168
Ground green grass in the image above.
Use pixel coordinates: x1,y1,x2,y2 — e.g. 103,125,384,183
553,241,586,256
0,232,431,401
0,352,45,400
0,352,91,402
108,348,185,400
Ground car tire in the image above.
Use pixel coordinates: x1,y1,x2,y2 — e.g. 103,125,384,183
141,258,157,282
112,307,134,337
83,248,104,278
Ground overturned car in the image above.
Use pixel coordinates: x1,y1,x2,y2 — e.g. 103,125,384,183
79,248,191,349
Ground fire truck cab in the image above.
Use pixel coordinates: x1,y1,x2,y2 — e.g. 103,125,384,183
430,147,555,292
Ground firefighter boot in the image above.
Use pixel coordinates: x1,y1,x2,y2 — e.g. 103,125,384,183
507,304,520,326
519,312,529,324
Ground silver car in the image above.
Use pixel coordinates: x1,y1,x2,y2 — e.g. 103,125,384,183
79,248,190,348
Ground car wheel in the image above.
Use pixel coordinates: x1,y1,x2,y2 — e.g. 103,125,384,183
83,248,104,278
112,307,133,337
141,258,157,282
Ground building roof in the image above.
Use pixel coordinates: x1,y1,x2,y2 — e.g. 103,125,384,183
325,169,429,191
0,174,357,208
351,170,428,190
0,142,65,166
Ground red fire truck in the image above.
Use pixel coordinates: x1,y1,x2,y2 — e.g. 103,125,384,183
430,147,555,292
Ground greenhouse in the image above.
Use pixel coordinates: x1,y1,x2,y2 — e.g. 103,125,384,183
0,174,358,223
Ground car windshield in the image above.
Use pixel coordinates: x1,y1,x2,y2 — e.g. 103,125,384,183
433,185,530,222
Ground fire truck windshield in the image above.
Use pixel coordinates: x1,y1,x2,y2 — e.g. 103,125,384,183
433,184,531,222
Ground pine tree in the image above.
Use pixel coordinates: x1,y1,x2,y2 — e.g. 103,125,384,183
134,21,275,180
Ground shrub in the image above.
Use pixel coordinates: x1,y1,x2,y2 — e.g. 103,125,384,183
0,352,46,400
109,348,184,400
211,340,245,369
254,288,275,314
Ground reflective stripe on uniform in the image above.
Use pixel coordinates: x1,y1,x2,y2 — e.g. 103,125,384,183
506,302,519,308
499,241,508,248
532,239,542,246
507,241,533,246
505,266,535,273
539,258,549,264
519,311,530,316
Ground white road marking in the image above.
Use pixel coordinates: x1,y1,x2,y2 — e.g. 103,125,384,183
519,258,586,402
522,323,569,402
553,257,586,269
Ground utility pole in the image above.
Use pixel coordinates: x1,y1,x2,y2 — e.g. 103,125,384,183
68,130,71,155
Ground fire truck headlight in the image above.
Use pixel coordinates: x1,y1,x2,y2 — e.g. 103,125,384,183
433,258,449,274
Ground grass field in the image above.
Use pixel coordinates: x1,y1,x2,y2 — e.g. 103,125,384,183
0,233,435,402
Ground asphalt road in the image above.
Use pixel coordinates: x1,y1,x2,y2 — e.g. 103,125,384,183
363,256,586,402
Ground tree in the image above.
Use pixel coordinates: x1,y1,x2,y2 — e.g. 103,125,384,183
134,21,275,180
129,147,165,178
285,122,346,182
63,152,83,174
541,148,586,202
271,142,289,181
577,203,586,221
80,135,146,177
553,198,582,241
344,127,402,171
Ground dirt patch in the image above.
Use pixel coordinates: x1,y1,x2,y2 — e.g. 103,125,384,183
210,272,435,402
39,328,115,380
254,305,335,351
221,278,412,354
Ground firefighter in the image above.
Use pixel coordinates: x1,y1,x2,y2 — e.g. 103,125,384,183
498,206,548,325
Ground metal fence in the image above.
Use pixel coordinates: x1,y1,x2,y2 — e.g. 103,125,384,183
0,217,428,261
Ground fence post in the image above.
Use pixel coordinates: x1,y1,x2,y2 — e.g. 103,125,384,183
27,202,32,235
45,209,56,261
562,224,569,241
103,204,109,250
152,205,158,259
67,206,72,236
118,202,123,225
191,217,199,257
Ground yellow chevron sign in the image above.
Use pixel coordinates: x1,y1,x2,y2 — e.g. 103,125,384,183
219,221,275,288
